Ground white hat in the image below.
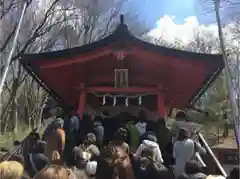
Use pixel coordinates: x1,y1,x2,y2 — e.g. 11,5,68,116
86,161,97,176
206,175,226,179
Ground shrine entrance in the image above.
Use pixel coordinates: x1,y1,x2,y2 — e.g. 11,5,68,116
76,47,167,118
84,91,164,120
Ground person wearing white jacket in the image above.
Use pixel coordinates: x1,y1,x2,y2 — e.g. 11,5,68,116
134,135,164,163
173,128,206,177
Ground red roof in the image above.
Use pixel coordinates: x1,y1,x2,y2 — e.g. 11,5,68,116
20,15,224,111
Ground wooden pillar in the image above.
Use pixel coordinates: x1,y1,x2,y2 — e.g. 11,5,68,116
157,85,166,117
77,83,86,118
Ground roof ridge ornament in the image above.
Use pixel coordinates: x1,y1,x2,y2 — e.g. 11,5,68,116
113,14,129,37
120,14,124,24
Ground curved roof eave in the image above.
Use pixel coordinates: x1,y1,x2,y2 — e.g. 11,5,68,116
20,21,224,64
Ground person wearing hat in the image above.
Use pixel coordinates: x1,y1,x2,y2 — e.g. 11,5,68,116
108,128,130,154
173,128,206,177
24,140,50,177
175,111,200,138
72,133,100,169
93,116,104,149
43,118,64,141
44,118,66,164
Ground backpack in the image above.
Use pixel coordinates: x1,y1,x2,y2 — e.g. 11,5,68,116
78,145,93,167
139,156,168,176
43,124,57,141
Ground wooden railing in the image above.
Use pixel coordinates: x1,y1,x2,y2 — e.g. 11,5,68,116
197,132,227,178
0,128,38,162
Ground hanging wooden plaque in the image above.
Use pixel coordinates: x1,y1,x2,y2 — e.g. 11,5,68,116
114,69,128,88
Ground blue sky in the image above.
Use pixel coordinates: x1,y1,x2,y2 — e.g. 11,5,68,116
132,0,239,29
130,0,204,28
128,0,239,28
142,0,198,24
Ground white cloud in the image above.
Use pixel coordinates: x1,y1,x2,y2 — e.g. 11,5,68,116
148,15,238,47
148,15,240,100
148,15,201,44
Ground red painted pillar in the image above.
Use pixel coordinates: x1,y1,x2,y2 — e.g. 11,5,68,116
77,83,86,118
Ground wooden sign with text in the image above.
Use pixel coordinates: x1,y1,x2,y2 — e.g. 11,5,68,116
212,148,239,165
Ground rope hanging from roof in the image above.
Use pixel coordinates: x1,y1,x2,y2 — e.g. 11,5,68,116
113,96,116,106
92,92,152,106
125,97,129,106
92,92,154,98
139,96,142,105
102,95,106,105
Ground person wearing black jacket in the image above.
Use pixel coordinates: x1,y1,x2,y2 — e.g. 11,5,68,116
25,140,50,177
93,116,104,149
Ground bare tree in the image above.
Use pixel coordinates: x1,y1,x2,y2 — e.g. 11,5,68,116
229,20,240,111
58,0,150,49
0,0,71,133
198,0,240,146
0,0,150,138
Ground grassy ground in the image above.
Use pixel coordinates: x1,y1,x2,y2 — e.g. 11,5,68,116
0,123,46,153
167,119,237,148
0,117,54,152
0,126,31,149
201,122,237,149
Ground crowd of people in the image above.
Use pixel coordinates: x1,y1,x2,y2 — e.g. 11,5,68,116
0,110,238,179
